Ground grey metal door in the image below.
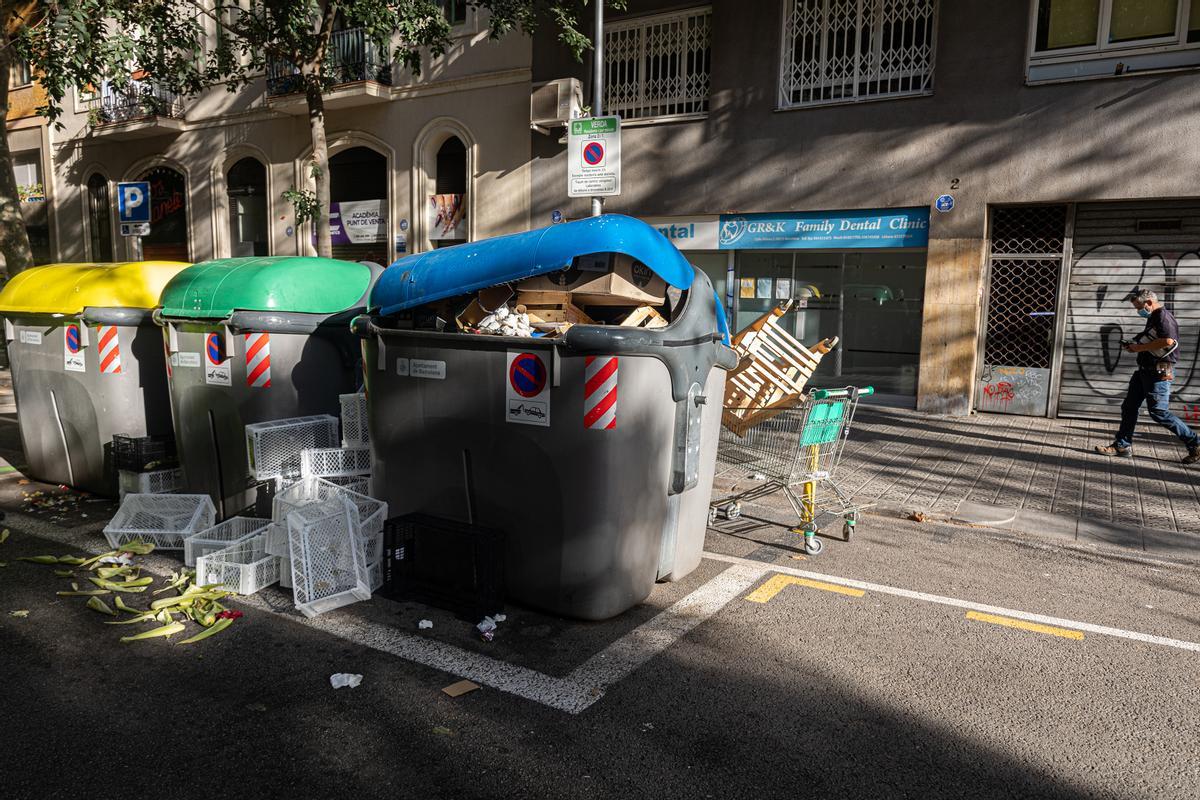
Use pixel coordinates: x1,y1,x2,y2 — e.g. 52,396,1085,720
1058,201,1200,419
976,205,1068,415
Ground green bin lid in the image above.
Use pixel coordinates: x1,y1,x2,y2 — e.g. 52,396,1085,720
158,256,372,319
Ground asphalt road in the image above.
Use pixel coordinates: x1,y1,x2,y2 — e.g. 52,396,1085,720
0,479,1196,800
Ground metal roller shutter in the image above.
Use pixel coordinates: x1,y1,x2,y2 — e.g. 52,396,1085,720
1058,201,1200,419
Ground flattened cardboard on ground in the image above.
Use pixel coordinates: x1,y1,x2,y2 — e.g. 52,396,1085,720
442,679,481,697
516,253,666,306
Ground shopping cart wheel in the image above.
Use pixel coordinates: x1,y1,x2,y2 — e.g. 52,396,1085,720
805,536,824,556
708,506,718,526
842,522,854,542
719,502,741,520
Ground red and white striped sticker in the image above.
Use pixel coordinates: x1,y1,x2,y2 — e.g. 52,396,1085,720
583,356,618,430
245,332,271,388
97,325,122,374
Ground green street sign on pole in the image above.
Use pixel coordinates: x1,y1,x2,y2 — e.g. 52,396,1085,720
568,115,621,198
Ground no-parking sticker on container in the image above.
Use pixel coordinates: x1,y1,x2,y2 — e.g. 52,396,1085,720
63,323,85,372
506,350,550,427
204,332,231,386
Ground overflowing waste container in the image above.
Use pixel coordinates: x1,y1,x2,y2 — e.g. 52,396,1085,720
357,215,737,620
0,261,189,495
155,256,380,517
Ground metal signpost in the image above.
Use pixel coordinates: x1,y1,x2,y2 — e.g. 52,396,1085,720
117,181,151,259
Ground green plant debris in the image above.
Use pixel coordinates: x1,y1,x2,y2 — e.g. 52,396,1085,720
56,556,87,566
86,596,117,616
17,555,61,564
54,569,74,577
114,596,140,614
177,617,234,645
56,589,111,597
0,528,9,544
120,621,185,643
9,610,29,618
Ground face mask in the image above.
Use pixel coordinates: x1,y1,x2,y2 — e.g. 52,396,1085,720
1138,308,1151,319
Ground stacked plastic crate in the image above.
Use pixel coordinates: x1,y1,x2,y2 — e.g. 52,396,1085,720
112,434,182,500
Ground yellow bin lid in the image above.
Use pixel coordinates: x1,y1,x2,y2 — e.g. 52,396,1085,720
0,261,191,316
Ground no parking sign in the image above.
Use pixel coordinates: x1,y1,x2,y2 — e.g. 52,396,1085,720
63,323,85,372
505,351,550,427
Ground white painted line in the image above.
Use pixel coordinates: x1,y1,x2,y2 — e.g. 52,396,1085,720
565,563,766,693
243,561,768,715
704,551,1200,654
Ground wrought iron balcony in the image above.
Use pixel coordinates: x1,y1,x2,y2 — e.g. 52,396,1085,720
88,83,184,125
267,27,393,97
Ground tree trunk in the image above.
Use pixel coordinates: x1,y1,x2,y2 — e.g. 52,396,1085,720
305,76,332,259
0,39,34,278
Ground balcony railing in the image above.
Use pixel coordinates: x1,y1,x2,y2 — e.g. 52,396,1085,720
267,27,392,97
88,83,184,125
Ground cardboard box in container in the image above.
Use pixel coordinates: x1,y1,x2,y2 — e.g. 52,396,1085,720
516,253,665,306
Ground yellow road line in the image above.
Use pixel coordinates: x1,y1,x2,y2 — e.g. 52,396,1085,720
745,573,865,603
966,611,1084,640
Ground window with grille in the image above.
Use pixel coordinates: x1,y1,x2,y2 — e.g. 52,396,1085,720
604,7,712,121
779,0,938,108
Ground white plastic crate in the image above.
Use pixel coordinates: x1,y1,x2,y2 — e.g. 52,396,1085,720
279,554,293,589
272,477,387,564
340,393,369,446
287,497,370,618
117,468,182,500
300,446,371,480
195,534,280,595
183,516,272,567
103,494,217,551
245,415,339,482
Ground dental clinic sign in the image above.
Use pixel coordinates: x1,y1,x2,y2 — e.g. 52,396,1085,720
718,208,929,250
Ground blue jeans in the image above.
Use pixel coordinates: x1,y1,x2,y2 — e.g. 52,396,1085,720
1115,371,1200,450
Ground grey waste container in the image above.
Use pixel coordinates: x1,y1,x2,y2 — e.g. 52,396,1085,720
358,215,738,620
155,256,380,517
0,261,190,495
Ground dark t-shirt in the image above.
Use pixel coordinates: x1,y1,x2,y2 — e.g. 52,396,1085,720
1137,307,1180,370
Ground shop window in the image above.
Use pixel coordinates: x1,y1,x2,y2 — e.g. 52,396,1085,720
327,146,388,265
227,157,268,257
735,250,925,396
87,173,114,262
139,165,189,262
779,0,938,108
1028,0,1200,82
605,7,712,121
430,137,467,248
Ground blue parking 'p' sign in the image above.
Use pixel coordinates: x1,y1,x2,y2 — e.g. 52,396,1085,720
117,181,151,224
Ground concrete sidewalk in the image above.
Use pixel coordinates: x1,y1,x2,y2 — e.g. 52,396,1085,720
836,404,1200,560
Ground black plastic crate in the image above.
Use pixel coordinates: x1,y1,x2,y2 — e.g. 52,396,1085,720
381,513,505,619
111,434,177,473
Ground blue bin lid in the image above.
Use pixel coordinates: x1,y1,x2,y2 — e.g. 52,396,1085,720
371,215,696,316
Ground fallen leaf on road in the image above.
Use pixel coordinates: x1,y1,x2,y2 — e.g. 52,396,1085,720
789,555,807,561
432,726,455,736
9,610,29,618
0,528,9,544
908,511,928,522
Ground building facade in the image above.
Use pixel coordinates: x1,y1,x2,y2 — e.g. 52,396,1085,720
531,0,1200,419
6,57,54,265
46,8,532,269
38,1,1200,420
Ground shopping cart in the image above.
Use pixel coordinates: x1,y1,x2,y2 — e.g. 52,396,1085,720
711,386,873,555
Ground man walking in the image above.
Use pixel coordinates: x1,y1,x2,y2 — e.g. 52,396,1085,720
1096,289,1200,463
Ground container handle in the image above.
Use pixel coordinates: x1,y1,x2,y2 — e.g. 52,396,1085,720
811,386,874,400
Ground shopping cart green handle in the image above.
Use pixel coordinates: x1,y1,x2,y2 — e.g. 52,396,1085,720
811,386,875,400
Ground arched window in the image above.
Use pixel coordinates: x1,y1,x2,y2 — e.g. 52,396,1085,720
430,137,466,248
86,173,113,262
138,166,189,262
227,157,268,257
327,146,388,265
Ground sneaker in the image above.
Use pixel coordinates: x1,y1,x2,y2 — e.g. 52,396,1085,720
1095,444,1132,457
1184,448,1200,465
